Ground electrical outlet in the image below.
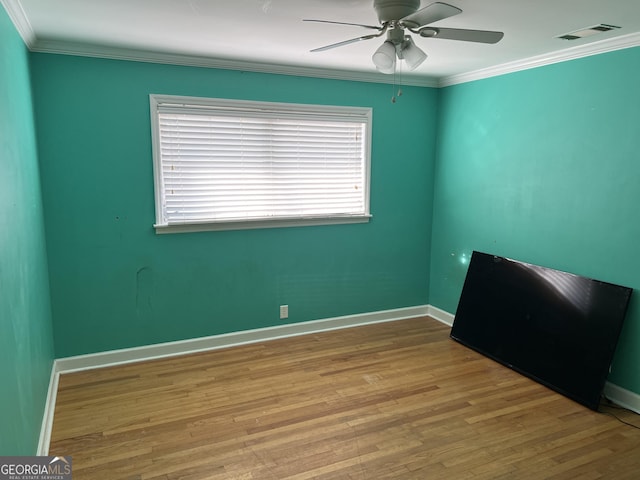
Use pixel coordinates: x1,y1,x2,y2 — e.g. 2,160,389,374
280,305,289,319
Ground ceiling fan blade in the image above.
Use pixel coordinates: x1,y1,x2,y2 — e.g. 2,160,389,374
400,2,462,29
419,27,504,44
303,19,383,31
310,34,380,52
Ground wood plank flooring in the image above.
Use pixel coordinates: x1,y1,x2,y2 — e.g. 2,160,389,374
49,317,640,479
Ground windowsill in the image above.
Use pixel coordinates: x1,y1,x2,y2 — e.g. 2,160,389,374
154,214,372,234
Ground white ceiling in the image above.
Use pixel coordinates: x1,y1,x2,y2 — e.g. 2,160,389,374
9,0,640,85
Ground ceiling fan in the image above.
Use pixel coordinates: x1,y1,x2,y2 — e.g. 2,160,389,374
305,0,504,73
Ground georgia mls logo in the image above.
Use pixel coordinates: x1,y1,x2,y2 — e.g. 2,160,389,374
0,456,72,480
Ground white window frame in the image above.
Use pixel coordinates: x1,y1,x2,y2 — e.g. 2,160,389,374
150,94,372,234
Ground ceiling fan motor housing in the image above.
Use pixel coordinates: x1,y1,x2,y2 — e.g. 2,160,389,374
374,0,420,23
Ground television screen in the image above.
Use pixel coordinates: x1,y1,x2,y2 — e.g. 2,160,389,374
450,251,633,410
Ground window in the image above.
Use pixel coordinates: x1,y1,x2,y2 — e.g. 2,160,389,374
150,95,372,233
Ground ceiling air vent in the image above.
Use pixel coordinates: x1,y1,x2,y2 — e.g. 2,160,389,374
557,24,621,40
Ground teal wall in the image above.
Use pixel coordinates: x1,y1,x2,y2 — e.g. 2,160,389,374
0,8,55,454
30,54,437,358
431,47,640,394
8,8,638,433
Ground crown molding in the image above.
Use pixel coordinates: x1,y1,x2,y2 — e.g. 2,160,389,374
0,0,35,46
29,38,440,88
439,31,640,87
5,0,638,90
29,32,640,90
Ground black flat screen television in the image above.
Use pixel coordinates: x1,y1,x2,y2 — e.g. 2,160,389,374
450,251,633,410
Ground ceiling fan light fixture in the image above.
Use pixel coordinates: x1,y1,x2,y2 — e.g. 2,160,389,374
307,2,504,74
372,40,397,73
400,36,427,71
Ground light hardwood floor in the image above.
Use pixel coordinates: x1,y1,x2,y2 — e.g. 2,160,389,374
49,317,640,479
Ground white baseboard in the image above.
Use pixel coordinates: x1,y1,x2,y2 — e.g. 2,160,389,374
37,361,60,455
55,305,433,374
426,304,455,326
39,304,638,457
37,305,433,454
604,382,640,414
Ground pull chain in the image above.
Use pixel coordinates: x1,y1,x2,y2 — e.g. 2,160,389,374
391,66,396,103
391,61,403,103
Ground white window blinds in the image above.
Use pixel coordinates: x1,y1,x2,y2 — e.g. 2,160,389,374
150,95,372,233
